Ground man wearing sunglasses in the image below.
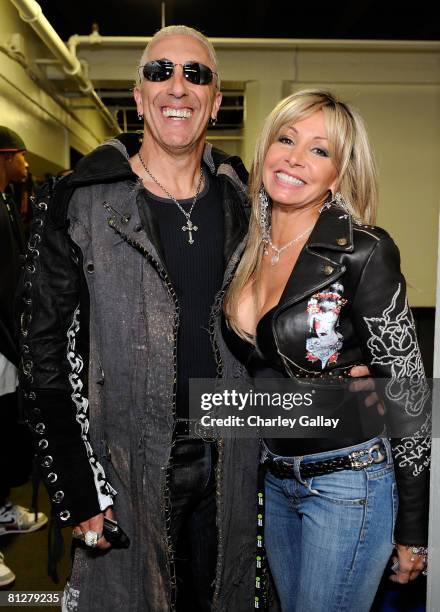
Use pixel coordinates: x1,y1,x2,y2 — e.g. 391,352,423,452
18,25,259,612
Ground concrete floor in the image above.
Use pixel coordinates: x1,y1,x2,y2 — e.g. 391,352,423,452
0,481,71,609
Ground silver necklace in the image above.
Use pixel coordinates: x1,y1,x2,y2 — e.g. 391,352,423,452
138,151,203,245
264,225,314,266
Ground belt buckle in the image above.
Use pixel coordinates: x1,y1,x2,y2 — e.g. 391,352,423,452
349,448,371,470
349,442,385,469
367,442,386,464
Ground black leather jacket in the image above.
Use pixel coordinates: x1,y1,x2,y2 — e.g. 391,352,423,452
257,204,430,546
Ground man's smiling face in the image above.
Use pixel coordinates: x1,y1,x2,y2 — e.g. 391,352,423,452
134,34,222,155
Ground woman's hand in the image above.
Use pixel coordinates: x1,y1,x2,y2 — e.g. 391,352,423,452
72,507,114,551
349,365,385,415
389,543,427,583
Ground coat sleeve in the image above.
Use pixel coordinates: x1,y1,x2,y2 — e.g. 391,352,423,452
17,181,115,527
350,230,430,546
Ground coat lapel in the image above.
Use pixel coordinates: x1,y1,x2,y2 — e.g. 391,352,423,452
276,205,353,311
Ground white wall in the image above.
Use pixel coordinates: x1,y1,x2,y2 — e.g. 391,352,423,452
216,43,440,307
0,2,113,175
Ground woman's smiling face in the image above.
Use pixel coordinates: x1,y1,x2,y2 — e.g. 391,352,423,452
263,110,339,211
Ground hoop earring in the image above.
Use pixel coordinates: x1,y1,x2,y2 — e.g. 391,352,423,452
209,117,217,126
137,112,143,121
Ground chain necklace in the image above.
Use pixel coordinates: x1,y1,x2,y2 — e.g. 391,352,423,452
264,225,314,266
138,151,203,245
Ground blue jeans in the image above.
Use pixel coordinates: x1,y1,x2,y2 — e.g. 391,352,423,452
263,437,397,612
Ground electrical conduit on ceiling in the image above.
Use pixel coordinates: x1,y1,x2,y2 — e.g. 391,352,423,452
9,0,120,134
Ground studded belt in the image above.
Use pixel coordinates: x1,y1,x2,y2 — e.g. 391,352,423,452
263,442,387,480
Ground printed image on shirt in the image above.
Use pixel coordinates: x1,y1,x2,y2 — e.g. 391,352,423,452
306,282,347,369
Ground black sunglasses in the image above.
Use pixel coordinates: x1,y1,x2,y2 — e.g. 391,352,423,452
140,60,217,85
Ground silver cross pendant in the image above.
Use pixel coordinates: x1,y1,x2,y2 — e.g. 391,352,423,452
182,219,198,245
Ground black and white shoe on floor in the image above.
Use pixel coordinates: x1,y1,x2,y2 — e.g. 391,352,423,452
0,503,48,536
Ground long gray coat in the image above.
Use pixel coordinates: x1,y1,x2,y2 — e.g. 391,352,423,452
20,139,260,611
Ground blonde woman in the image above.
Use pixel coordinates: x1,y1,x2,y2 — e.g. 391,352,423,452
223,90,429,611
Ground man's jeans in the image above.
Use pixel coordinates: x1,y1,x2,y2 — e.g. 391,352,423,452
263,437,397,612
169,437,217,611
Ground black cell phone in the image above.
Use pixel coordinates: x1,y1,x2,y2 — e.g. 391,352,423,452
103,517,130,549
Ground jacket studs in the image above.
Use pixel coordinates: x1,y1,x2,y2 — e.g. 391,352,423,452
324,265,334,276
337,238,348,246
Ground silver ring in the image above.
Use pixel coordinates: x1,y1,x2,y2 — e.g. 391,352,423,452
84,530,101,548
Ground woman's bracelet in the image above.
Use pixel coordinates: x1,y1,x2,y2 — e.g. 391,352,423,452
404,545,428,557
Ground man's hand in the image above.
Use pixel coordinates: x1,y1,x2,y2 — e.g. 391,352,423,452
349,364,385,416
73,507,114,551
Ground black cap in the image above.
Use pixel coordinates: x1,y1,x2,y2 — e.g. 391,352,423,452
0,126,26,152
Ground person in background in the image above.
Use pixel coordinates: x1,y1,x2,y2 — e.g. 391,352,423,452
223,90,429,611
0,127,47,587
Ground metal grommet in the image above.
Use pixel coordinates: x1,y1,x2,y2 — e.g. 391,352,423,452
59,510,70,521
35,423,45,434
22,360,33,375
52,490,64,503
86,262,94,273
41,455,53,467
28,391,36,401
33,407,42,417
337,238,348,246
47,472,57,483
38,439,49,450
37,202,48,211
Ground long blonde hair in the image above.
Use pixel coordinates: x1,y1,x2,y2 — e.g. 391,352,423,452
224,89,378,336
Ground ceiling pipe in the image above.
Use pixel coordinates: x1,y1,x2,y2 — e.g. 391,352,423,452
67,33,440,53
9,0,120,134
